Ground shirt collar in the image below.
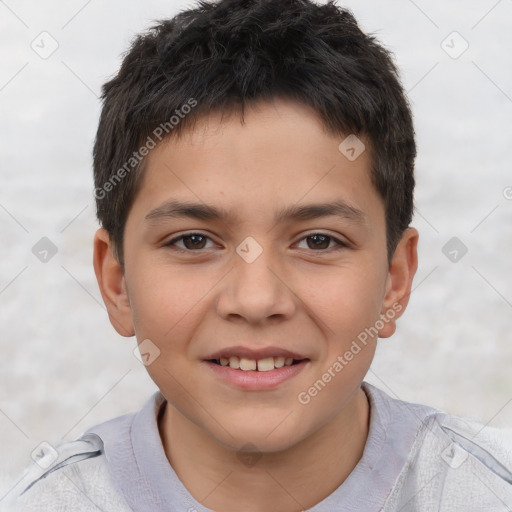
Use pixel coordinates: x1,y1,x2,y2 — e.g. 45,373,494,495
87,382,435,512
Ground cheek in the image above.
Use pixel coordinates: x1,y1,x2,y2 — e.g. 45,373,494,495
127,262,211,341
299,264,385,341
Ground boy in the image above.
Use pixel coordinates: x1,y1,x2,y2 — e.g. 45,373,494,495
4,0,512,510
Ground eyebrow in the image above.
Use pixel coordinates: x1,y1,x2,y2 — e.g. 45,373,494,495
144,199,367,226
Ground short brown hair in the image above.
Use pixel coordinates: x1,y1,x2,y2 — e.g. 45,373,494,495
93,0,416,268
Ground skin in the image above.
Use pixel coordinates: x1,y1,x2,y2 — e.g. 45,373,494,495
94,97,418,512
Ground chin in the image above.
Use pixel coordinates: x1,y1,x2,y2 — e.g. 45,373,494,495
213,416,311,454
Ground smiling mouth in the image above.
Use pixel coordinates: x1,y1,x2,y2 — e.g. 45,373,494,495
209,356,307,371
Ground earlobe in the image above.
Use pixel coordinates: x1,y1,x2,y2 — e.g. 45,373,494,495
93,228,135,337
378,227,419,338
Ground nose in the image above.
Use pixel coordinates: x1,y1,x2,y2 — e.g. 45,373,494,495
215,239,297,325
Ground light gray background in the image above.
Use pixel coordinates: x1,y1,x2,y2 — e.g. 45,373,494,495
1,0,511,496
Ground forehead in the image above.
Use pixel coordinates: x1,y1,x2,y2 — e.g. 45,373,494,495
131,98,384,231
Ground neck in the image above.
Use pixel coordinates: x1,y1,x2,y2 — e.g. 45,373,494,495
158,386,370,512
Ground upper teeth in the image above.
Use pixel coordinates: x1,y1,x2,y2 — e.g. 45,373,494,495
218,356,295,371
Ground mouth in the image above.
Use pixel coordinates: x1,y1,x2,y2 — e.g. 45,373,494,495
204,352,310,390
208,356,307,372
203,346,310,389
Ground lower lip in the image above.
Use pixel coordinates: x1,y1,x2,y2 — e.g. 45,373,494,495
204,360,309,390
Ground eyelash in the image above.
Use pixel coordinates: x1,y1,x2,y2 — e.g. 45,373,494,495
164,232,348,253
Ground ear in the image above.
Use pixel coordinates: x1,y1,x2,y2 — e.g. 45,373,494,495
93,228,135,337
378,227,419,338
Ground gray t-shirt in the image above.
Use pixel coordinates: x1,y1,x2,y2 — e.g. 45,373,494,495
83,381,437,511
5,382,512,511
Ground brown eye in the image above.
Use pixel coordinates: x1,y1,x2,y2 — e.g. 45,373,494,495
182,234,207,250
306,234,331,250
165,233,215,251
295,233,347,251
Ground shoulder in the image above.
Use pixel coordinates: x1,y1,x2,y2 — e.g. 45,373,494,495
384,409,512,511
2,434,131,512
439,413,512,471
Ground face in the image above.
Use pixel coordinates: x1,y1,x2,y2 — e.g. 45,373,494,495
95,98,417,453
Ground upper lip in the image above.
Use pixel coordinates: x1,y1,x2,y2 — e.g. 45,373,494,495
204,345,309,361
